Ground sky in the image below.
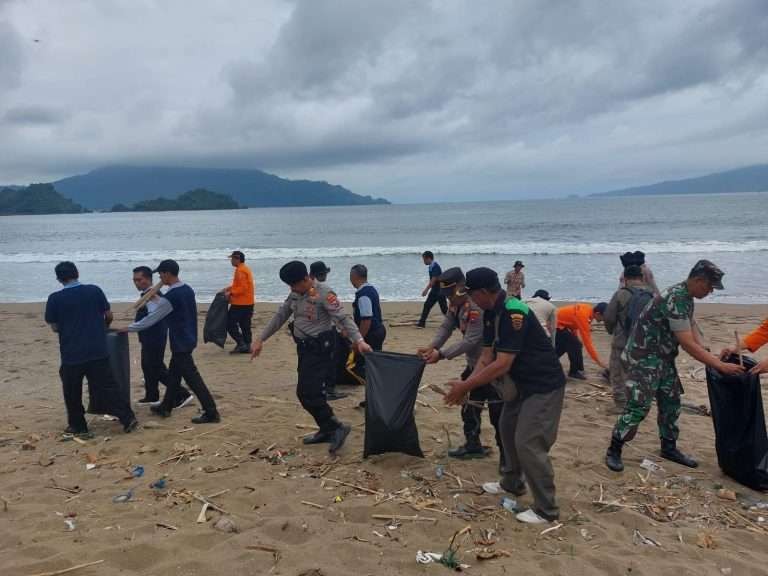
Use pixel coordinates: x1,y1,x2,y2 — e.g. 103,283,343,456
1,0,767,202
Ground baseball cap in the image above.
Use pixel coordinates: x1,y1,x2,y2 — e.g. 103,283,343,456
465,267,501,292
153,259,179,275
514,260,524,268
438,267,466,297
229,250,245,262
532,289,550,300
309,261,331,277
689,259,724,290
280,260,308,285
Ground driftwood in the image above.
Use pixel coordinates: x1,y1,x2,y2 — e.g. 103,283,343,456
24,560,105,576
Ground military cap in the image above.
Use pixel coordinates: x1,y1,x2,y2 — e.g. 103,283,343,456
438,267,466,297
279,260,309,285
465,267,501,292
689,259,724,290
153,259,179,275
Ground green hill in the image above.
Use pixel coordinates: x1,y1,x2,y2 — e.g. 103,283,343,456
111,188,241,212
0,183,86,215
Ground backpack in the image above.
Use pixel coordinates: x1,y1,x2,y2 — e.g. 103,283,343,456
622,286,653,337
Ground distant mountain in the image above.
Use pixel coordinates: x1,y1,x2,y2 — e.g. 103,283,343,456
0,183,86,215
593,164,768,197
51,165,389,210
111,188,241,212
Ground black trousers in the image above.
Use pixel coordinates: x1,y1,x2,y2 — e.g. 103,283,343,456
459,366,503,450
160,351,218,415
141,341,190,402
59,358,136,431
352,324,387,380
418,290,447,325
555,328,584,374
296,332,340,433
227,304,254,346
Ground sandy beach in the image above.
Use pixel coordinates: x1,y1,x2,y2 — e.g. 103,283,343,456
1,301,767,576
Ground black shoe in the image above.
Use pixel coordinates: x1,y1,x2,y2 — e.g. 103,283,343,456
416,323,426,328
569,371,587,380
326,390,348,401
64,425,89,436
230,344,249,354
136,396,160,405
660,439,698,468
174,392,194,410
448,444,490,460
123,418,139,433
150,404,172,418
303,430,333,444
605,436,624,472
329,423,351,454
191,411,221,424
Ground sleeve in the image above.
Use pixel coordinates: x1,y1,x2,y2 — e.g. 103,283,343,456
576,308,601,363
430,311,456,349
431,263,442,278
603,291,622,335
441,308,483,360
322,289,363,342
44,294,57,324
744,318,768,352
666,291,692,332
258,297,294,342
495,308,527,353
97,287,110,312
128,297,173,331
357,295,373,318
482,311,495,347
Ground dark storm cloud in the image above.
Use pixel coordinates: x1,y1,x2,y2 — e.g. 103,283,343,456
3,105,68,125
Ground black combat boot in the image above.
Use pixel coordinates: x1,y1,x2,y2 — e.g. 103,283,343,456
329,422,351,454
448,436,488,460
660,438,698,468
605,436,625,472
303,430,333,444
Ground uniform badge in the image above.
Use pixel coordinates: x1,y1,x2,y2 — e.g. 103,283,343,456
468,310,480,323
510,313,524,330
326,292,340,308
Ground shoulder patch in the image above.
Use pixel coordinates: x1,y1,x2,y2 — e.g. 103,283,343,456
468,310,480,322
510,313,524,330
326,291,340,306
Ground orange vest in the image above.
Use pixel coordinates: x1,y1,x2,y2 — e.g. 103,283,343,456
230,263,255,306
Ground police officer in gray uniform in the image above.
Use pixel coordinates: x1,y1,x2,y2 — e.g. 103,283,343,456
418,267,503,464
251,261,372,454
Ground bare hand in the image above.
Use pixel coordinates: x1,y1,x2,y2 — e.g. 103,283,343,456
356,341,373,355
443,379,468,406
717,361,744,376
424,349,441,364
749,357,768,375
421,288,429,297
250,340,263,360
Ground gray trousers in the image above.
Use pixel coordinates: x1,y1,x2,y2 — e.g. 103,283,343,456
500,386,565,520
609,346,628,406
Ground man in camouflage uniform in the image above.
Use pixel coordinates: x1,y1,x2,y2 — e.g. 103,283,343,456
605,260,744,472
251,261,372,454
418,267,503,463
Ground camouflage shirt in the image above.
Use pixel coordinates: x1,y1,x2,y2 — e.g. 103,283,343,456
624,281,693,364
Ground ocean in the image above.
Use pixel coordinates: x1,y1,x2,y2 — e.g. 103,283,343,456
1,193,766,304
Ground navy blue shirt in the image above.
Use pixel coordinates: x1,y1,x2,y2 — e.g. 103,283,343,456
45,283,110,365
134,292,168,349
162,283,198,353
428,261,442,294
353,284,383,331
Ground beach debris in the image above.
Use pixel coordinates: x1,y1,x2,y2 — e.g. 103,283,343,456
435,465,445,479
301,500,327,510
297,570,325,576
482,482,503,495
156,442,201,465
720,568,732,575
246,544,281,563
501,497,522,514
85,463,97,471
130,465,144,478
372,514,437,523
639,458,664,474
22,434,41,450
213,516,239,533
64,518,76,531
697,531,718,549
539,523,563,537
579,528,593,541
142,420,162,429
633,529,661,547
155,522,177,531
680,401,711,416
38,454,54,467
24,559,105,576
334,495,343,503
46,481,81,495
138,444,158,454
149,479,167,490
112,490,133,503
475,548,512,561
716,488,737,501
202,463,239,473
197,502,210,523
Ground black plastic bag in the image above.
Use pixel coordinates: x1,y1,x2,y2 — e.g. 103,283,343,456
364,351,425,458
706,354,768,491
204,293,229,348
88,331,130,414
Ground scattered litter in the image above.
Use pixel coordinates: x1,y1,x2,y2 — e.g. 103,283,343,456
334,495,343,503
112,490,133,503
64,518,76,531
720,568,732,575
85,463,97,471
475,548,511,561
501,497,521,514
38,454,54,467
142,420,162,429
131,465,145,478
138,444,158,454
697,531,718,549
101,415,118,421
435,465,445,479
482,482,503,495
579,528,593,541
633,529,662,547
156,522,178,531
716,488,737,501
640,459,664,473
213,516,239,533
150,479,167,490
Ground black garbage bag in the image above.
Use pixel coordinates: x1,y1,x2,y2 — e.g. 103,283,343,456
706,354,768,491
364,351,425,458
88,331,130,414
204,293,229,348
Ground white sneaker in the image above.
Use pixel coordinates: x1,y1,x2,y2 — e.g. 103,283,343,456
515,508,550,525
482,482,503,495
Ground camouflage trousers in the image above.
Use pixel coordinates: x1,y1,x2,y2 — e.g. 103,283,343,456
612,357,681,443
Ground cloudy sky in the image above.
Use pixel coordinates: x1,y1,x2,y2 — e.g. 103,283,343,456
1,0,767,202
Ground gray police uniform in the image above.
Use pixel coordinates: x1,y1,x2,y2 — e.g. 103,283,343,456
431,299,502,454
259,282,362,433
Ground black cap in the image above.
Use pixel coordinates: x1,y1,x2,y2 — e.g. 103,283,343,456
465,267,501,292
229,250,245,262
438,267,466,297
624,264,643,279
532,289,550,300
689,259,724,290
280,260,308,285
514,260,524,268
620,251,645,267
153,259,179,275
309,261,331,277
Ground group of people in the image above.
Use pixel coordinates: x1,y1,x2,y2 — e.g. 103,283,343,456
44,250,768,526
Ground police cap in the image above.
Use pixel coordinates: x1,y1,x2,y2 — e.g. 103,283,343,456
465,267,501,292
689,259,724,290
438,267,465,297
153,259,179,275
280,260,309,285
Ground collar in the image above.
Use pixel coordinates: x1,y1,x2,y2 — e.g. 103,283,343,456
62,281,81,290
166,281,184,292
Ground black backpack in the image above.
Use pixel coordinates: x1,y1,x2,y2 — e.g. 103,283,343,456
622,286,653,337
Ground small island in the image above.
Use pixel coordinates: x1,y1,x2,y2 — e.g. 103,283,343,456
0,183,86,215
111,188,241,212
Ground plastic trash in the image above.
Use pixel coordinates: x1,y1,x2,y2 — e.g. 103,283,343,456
435,465,444,479
149,478,167,490
112,489,133,503
501,497,521,513
131,465,145,478
639,458,664,473
482,482,503,495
